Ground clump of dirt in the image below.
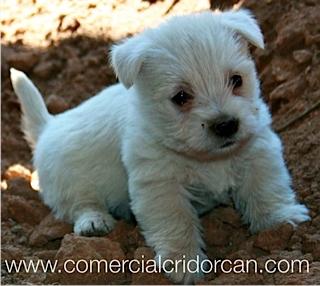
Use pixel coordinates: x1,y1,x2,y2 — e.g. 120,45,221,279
1,0,319,284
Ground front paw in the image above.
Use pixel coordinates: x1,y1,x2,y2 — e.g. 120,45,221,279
250,203,310,233
156,250,208,284
273,203,310,226
74,211,116,236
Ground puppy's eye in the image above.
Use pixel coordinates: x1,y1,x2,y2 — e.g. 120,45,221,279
171,90,193,107
230,74,243,89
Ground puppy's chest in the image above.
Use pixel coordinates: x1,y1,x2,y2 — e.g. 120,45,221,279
184,160,242,195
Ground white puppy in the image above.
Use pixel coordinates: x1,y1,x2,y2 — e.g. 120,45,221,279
11,9,309,284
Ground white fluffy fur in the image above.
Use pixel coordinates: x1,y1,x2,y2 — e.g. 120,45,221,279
11,9,309,284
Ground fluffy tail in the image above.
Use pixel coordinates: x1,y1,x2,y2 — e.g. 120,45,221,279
10,68,52,148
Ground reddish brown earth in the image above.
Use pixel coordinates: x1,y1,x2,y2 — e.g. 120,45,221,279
1,0,320,284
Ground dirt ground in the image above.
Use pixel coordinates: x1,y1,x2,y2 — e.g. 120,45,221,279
1,0,320,284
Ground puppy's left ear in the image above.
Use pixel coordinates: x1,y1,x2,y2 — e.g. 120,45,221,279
220,9,264,49
111,35,150,89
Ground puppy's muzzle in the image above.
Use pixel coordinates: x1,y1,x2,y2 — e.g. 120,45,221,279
209,116,239,138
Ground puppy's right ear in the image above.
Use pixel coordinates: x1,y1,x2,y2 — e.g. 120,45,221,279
111,36,149,89
219,9,264,49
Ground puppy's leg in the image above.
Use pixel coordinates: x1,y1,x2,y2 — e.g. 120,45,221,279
39,174,116,237
233,131,310,233
129,178,206,284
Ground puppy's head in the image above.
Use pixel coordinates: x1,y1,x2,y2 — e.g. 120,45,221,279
111,9,271,161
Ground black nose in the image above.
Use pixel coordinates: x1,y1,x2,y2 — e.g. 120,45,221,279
210,117,239,137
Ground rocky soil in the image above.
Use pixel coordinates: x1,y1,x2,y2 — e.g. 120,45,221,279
1,0,320,284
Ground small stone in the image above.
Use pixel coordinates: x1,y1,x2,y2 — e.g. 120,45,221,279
7,51,38,72
288,234,302,250
134,247,154,259
1,180,8,190
4,164,32,181
271,58,296,83
1,245,24,260
87,3,96,9
311,215,320,228
213,207,242,227
293,49,313,64
33,60,61,79
306,66,320,89
66,57,82,76
238,237,256,255
269,249,313,266
270,76,306,104
305,33,320,46
30,171,40,191
29,213,72,247
83,54,100,67
17,236,27,244
11,224,23,234
228,249,253,261
46,94,68,114
6,177,40,201
46,234,126,284
275,25,305,53
3,194,50,225
58,15,80,33
34,250,58,260
254,224,294,252
303,234,320,260
108,220,145,251
203,217,232,247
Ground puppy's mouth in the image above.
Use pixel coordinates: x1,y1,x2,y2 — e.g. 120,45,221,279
169,136,252,162
220,140,236,149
